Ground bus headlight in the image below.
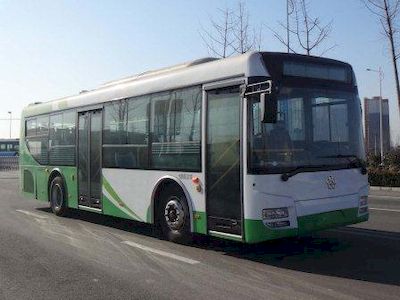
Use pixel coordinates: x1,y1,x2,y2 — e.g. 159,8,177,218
262,207,289,220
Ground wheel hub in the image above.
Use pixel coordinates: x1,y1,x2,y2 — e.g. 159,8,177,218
52,183,63,208
164,198,185,230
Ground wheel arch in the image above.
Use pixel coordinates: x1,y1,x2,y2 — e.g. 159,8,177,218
47,168,68,202
150,176,194,233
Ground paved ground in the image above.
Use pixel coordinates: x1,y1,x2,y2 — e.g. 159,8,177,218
0,175,399,299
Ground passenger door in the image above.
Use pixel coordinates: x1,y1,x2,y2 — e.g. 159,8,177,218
77,110,102,210
206,86,242,236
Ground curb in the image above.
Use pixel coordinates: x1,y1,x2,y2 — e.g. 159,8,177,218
370,186,400,192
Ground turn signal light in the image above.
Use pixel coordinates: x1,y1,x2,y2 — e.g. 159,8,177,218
192,176,201,192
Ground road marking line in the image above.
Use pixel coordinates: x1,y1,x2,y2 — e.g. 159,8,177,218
369,195,400,200
16,209,48,219
121,241,200,265
332,228,400,241
369,207,400,213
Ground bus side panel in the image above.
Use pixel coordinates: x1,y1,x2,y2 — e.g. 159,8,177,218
20,167,36,199
19,137,40,199
60,166,78,209
35,166,49,202
21,165,78,207
101,169,206,232
102,193,136,221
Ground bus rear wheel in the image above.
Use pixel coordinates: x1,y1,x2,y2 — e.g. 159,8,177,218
158,187,191,244
49,176,68,217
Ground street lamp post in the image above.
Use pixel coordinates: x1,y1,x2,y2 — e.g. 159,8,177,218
7,111,12,139
286,0,294,53
366,67,384,165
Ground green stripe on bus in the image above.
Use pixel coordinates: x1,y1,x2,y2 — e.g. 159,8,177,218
193,211,207,234
244,219,297,243
102,177,144,222
102,194,135,220
297,207,368,235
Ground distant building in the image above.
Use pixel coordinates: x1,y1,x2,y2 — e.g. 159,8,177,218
364,97,390,155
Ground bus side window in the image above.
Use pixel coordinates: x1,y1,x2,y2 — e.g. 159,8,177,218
25,115,49,165
49,111,76,165
103,101,127,145
150,86,201,171
26,119,37,137
127,96,150,168
153,99,169,143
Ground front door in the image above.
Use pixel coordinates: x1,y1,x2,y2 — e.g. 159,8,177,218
78,110,102,209
206,86,242,235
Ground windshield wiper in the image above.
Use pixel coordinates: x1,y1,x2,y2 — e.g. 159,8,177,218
281,165,329,182
317,154,367,174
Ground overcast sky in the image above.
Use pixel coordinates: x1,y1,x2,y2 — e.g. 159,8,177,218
0,0,399,144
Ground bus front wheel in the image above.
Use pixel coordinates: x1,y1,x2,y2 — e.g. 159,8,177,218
158,186,191,244
49,176,68,217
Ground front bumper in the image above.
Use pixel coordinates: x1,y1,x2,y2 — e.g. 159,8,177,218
244,207,369,243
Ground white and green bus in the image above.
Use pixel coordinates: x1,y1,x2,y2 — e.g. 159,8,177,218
20,52,369,243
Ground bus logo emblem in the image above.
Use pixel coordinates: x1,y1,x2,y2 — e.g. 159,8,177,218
326,176,336,190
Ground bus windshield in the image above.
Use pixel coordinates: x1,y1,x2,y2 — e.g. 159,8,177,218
248,86,365,174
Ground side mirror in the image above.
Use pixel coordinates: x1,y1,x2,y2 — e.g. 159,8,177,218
260,92,277,123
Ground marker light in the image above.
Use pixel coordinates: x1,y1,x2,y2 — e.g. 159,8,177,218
360,196,368,207
358,195,368,216
266,221,290,228
192,176,201,192
358,207,368,214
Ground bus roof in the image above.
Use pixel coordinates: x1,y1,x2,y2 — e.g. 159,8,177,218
22,51,352,118
23,51,270,117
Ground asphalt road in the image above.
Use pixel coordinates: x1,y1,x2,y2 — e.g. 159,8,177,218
0,174,399,300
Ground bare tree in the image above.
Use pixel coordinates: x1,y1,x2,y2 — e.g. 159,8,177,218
233,2,254,54
200,2,259,57
253,25,263,51
363,0,400,118
271,0,335,56
199,8,235,58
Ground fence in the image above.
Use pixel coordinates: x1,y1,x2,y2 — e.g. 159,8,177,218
0,156,19,171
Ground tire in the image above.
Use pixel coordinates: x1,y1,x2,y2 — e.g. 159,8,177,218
49,176,68,216
157,186,191,244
